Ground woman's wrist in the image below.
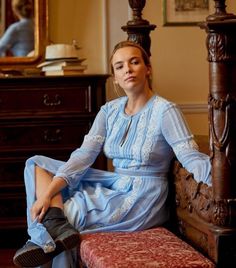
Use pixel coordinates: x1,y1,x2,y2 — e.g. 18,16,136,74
45,177,67,199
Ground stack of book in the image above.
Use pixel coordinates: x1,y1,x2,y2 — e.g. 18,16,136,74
41,58,87,76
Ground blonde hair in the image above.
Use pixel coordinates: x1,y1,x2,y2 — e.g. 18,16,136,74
12,0,33,18
110,40,152,89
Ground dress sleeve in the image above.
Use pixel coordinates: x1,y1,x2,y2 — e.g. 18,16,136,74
0,24,16,56
161,103,212,185
54,105,107,188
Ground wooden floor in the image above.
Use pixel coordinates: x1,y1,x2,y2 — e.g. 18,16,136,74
0,249,16,268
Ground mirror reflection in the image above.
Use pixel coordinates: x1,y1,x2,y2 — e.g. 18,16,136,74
0,0,47,69
0,0,35,57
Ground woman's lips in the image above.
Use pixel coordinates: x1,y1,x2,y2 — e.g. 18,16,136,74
125,76,135,82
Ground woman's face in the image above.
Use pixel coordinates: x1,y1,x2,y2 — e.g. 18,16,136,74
112,46,150,93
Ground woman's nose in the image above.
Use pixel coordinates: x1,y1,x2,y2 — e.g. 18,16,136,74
124,64,132,74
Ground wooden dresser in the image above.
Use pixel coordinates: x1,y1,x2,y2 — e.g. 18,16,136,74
0,74,109,247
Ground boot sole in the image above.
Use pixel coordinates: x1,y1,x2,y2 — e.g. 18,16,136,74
13,246,54,267
13,233,80,267
55,232,81,251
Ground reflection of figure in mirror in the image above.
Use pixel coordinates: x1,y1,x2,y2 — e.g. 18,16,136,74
0,0,34,57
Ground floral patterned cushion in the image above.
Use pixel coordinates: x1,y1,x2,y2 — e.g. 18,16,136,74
80,227,215,268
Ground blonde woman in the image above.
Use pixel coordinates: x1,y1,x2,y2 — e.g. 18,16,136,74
14,41,211,267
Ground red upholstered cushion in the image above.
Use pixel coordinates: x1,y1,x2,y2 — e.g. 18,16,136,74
80,227,215,268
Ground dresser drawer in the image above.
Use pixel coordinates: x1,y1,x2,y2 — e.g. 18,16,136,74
0,85,92,115
0,119,91,150
0,148,80,186
0,159,24,185
0,191,26,219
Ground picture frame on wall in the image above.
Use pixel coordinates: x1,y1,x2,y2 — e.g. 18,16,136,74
163,0,213,26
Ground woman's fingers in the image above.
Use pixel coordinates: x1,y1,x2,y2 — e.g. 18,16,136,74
38,207,46,223
30,197,51,222
30,202,43,221
30,206,39,221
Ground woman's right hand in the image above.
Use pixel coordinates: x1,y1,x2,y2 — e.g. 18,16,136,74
30,176,67,222
30,195,51,222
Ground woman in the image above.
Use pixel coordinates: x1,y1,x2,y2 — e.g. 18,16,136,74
13,41,211,267
0,0,34,57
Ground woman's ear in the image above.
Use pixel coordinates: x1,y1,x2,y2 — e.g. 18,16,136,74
149,64,152,72
146,66,151,76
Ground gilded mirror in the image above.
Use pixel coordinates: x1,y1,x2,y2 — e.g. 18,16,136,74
0,0,48,69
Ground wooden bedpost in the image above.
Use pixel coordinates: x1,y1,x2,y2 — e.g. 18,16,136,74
121,0,156,56
184,0,236,265
168,1,236,267
200,0,236,217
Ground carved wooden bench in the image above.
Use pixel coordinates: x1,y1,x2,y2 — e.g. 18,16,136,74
167,135,236,268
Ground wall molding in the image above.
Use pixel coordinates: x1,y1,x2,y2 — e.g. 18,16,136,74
178,103,208,114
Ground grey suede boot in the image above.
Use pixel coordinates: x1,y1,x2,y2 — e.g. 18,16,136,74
42,207,81,251
13,241,55,267
13,207,80,267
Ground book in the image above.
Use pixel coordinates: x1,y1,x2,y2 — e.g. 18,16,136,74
42,64,87,72
38,58,86,68
44,69,86,76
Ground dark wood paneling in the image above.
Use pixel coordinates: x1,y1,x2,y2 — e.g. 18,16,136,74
0,74,108,246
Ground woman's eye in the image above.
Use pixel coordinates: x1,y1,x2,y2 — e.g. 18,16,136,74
115,65,123,70
131,60,139,65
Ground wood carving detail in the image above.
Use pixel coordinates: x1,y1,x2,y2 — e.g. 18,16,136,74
172,161,213,223
207,33,236,62
172,160,236,227
128,0,148,25
127,32,152,57
213,200,229,226
208,94,232,152
122,0,156,56
207,33,226,62
208,94,236,174
208,94,233,111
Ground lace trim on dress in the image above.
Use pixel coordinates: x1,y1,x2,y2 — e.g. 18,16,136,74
141,97,160,163
105,100,122,155
131,97,160,166
84,135,105,145
131,112,147,163
107,99,119,127
173,139,199,157
113,175,132,191
109,177,142,224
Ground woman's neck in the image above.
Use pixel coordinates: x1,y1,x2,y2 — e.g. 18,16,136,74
125,89,154,116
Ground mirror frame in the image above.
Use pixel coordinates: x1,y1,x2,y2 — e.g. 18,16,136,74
0,0,48,69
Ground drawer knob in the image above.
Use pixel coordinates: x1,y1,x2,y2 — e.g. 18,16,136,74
44,129,62,143
43,94,62,106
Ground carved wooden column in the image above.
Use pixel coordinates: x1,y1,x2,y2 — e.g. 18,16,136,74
168,2,236,266
122,0,156,56
200,0,236,207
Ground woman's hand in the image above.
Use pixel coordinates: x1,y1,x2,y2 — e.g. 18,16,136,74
30,176,67,222
30,195,51,222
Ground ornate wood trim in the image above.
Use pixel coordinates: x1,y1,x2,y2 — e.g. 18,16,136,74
121,0,156,56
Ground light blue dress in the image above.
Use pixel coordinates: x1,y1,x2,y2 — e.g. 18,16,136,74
0,18,34,56
24,95,211,267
